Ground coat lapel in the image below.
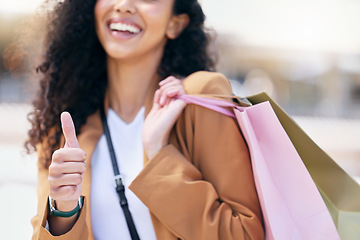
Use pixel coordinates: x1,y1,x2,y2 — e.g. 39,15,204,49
77,110,102,240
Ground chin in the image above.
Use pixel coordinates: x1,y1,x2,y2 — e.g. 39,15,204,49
104,46,133,60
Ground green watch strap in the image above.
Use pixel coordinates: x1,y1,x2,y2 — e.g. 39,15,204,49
49,196,84,218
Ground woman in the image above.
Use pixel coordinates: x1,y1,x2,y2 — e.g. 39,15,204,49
27,0,264,239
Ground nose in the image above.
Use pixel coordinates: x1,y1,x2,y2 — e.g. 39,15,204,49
114,0,136,14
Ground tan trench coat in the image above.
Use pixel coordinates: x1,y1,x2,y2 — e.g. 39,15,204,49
31,71,264,240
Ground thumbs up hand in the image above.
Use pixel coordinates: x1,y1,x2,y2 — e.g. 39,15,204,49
48,112,86,212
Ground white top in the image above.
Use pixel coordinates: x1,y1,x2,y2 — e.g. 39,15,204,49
91,108,157,240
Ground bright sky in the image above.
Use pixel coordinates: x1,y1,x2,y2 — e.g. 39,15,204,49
1,0,360,53
0,0,43,14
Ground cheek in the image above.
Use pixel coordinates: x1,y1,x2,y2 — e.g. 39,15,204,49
94,0,110,22
94,2,102,22
142,6,173,31
94,1,110,40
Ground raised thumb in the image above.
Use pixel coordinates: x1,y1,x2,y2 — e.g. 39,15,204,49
61,112,80,148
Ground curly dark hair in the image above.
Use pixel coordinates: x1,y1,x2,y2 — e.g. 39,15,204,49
25,0,215,168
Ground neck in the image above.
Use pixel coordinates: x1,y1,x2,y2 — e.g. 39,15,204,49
107,55,162,123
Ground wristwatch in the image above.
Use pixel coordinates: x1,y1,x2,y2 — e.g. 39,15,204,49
48,196,84,218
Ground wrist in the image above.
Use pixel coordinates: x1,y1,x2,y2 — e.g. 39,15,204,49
144,141,167,159
55,200,78,212
49,196,84,218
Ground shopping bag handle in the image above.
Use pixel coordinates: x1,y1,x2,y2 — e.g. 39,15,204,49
177,94,249,118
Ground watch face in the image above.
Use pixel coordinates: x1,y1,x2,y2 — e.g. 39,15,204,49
48,196,56,213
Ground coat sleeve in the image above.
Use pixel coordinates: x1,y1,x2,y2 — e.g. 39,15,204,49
129,72,264,240
31,144,89,240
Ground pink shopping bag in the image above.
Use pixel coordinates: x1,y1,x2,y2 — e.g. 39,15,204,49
178,94,340,240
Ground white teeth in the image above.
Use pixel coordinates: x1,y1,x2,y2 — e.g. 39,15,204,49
109,23,141,34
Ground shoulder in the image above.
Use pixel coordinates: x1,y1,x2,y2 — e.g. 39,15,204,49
182,71,233,95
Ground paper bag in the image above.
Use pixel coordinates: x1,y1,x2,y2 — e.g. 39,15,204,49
247,92,360,240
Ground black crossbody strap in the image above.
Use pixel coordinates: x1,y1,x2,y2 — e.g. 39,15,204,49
100,105,140,240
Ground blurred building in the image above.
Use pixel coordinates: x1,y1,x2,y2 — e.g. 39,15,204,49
201,0,360,118
0,11,34,103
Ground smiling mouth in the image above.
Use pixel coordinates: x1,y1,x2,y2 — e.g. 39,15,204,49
109,22,141,34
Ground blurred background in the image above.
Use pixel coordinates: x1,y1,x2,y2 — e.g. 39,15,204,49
1,0,360,239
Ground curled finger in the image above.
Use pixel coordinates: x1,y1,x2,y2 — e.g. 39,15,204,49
49,173,83,188
49,161,86,177
52,148,87,163
159,76,179,86
50,185,78,201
